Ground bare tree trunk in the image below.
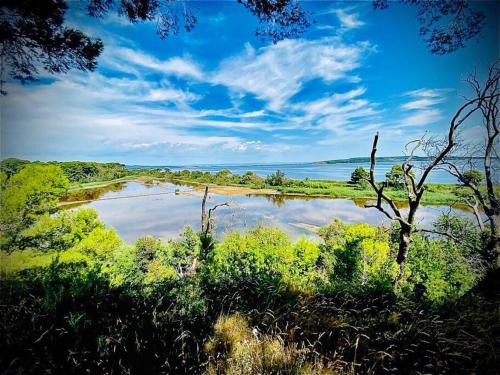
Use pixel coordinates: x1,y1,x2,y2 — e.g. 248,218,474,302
489,212,500,268
201,185,208,234
395,224,412,282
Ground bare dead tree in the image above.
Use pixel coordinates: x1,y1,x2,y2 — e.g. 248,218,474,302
188,185,230,275
201,185,229,248
439,61,500,268
365,62,500,282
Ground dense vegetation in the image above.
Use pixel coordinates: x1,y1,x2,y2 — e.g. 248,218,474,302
1,164,498,374
0,158,168,185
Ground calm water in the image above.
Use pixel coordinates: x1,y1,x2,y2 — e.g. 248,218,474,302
65,181,473,243
131,161,488,184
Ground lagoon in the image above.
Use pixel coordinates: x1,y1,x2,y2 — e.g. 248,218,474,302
64,181,473,243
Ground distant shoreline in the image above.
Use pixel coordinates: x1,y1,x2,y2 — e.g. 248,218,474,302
126,156,489,169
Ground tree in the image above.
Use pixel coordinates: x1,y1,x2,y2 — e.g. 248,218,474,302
266,170,286,186
0,164,69,250
373,0,486,54
350,166,368,184
439,62,500,268
0,157,31,178
200,185,229,257
385,165,415,190
461,169,484,186
364,62,500,282
0,0,103,94
19,208,104,250
0,0,487,93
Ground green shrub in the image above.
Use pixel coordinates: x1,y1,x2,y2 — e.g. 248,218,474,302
20,208,104,251
318,221,399,291
406,234,481,303
385,165,414,190
350,166,368,184
265,170,287,186
0,164,69,250
208,227,320,293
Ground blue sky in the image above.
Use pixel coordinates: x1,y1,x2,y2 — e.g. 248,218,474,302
1,1,498,165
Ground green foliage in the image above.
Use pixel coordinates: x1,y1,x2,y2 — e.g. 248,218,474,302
0,157,31,178
318,221,399,291
135,236,164,269
167,169,463,205
0,171,8,190
170,226,201,273
239,170,260,185
73,226,123,261
0,158,169,186
20,208,104,251
0,164,69,250
385,165,414,190
433,214,484,255
350,166,368,184
405,234,481,303
0,165,492,374
208,227,320,293
461,169,484,186
265,170,287,186
168,168,265,187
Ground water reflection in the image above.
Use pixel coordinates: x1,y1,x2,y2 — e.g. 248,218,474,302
64,182,475,243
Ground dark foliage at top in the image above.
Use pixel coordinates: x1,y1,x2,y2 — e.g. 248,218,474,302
373,0,486,54
0,0,103,93
238,0,311,43
0,0,487,94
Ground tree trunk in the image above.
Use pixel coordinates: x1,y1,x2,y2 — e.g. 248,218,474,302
489,212,500,269
395,225,412,283
201,185,209,234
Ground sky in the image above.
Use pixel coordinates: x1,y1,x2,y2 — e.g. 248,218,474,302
1,0,499,165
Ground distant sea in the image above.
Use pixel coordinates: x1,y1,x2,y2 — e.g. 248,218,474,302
128,160,473,184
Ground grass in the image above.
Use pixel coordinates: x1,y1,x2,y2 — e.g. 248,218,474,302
273,179,465,205
168,177,467,206
64,172,480,206
67,176,140,192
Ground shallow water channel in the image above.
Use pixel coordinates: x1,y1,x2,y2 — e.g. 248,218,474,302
62,181,473,242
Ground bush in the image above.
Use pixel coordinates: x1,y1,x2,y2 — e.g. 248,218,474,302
265,170,287,186
405,234,482,303
350,166,368,185
20,208,104,251
0,164,69,250
385,165,414,190
207,227,320,293
318,221,399,291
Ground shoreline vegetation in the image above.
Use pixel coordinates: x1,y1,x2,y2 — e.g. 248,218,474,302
2,157,493,207
66,170,470,207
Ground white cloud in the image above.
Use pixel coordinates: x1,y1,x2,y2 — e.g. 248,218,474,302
400,109,443,126
398,88,448,127
289,87,381,137
316,7,365,32
212,38,372,111
142,88,201,104
334,9,365,29
401,97,444,110
107,47,204,80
